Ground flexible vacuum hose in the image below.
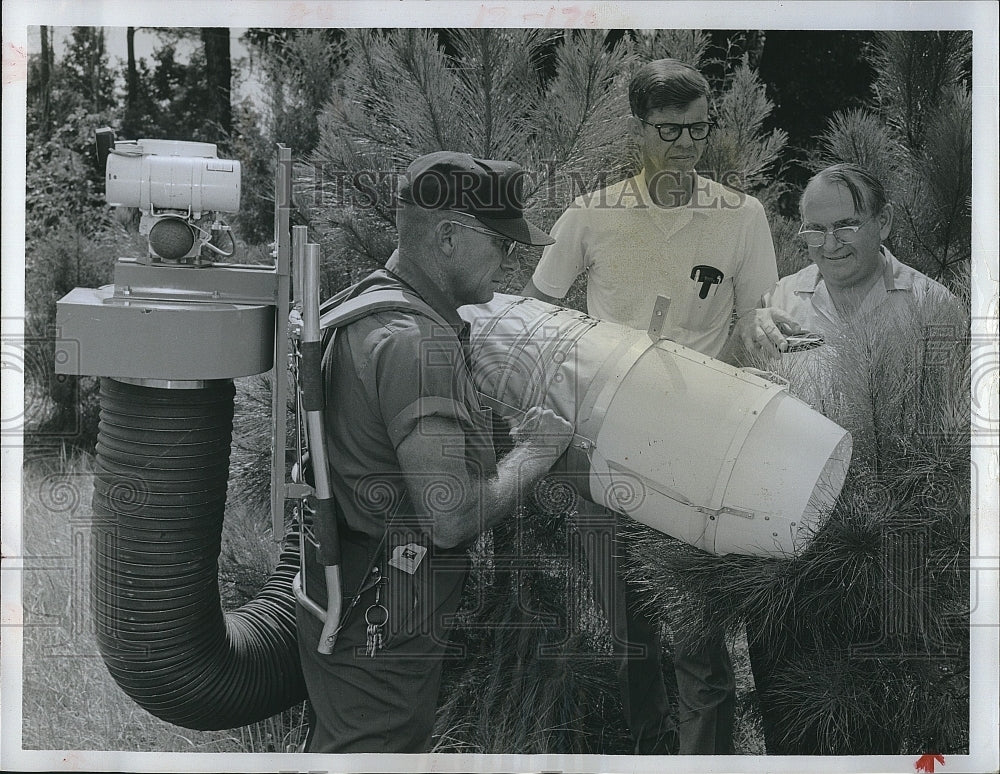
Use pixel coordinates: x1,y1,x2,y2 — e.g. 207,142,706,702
91,377,305,730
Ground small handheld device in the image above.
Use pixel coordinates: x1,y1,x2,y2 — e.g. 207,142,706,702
784,333,825,352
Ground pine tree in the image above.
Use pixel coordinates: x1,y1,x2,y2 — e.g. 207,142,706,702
60,27,117,114
812,31,972,283
235,29,348,245
626,295,971,754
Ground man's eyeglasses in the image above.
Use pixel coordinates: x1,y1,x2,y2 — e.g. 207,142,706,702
449,220,517,256
638,119,714,142
797,217,873,248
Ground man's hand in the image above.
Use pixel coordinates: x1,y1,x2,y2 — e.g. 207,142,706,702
509,406,574,457
730,307,806,359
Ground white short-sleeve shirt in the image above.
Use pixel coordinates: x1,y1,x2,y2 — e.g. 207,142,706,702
763,247,955,337
531,172,778,357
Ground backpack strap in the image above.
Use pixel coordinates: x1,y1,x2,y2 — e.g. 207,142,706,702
319,288,452,333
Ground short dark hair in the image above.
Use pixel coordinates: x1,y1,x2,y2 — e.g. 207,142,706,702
803,163,889,216
628,58,711,118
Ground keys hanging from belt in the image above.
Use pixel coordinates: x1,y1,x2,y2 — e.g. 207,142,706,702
364,579,388,657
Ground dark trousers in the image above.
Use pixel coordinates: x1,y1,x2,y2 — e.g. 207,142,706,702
296,561,467,753
574,503,735,755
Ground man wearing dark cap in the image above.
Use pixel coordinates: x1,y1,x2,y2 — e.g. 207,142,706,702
296,151,574,753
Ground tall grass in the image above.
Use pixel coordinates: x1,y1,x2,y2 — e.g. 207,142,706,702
430,502,766,754
432,533,633,754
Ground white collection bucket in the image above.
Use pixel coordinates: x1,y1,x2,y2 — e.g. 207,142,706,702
460,294,852,557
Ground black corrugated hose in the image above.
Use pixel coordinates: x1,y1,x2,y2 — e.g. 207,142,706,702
91,377,306,730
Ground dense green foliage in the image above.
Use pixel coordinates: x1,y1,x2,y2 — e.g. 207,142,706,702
25,30,123,449
237,29,347,244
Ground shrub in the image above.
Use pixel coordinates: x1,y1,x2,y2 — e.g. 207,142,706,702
23,219,137,449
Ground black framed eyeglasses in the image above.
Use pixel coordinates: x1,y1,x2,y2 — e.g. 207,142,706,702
638,119,714,142
449,220,517,256
797,217,873,248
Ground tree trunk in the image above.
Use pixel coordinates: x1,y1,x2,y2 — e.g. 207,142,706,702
38,25,51,138
201,28,232,140
123,27,139,138
91,29,106,111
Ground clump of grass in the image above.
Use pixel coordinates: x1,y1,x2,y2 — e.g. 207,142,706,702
434,570,633,753
432,505,640,754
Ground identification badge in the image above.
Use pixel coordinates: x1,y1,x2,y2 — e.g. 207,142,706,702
388,543,427,575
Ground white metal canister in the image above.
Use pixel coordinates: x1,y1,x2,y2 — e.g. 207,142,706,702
105,139,241,215
459,294,852,557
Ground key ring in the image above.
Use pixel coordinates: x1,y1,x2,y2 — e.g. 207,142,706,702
365,603,388,627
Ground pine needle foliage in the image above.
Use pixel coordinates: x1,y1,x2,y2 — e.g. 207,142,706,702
525,30,636,216
624,295,971,754
448,28,550,161
307,27,636,304
870,31,972,153
813,108,904,186
699,62,788,191
811,31,972,283
632,29,710,67
433,519,633,754
896,86,972,275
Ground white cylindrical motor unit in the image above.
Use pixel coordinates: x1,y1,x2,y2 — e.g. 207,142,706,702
459,294,852,558
106,139,241,215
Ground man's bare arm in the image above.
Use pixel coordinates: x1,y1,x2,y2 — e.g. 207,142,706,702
520,278,563,306
395,406,573,549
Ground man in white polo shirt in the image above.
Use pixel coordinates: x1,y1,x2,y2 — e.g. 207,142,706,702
523,68,777,358
523,58,779,755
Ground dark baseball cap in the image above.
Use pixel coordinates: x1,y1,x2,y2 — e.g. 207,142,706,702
397,151,554,246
